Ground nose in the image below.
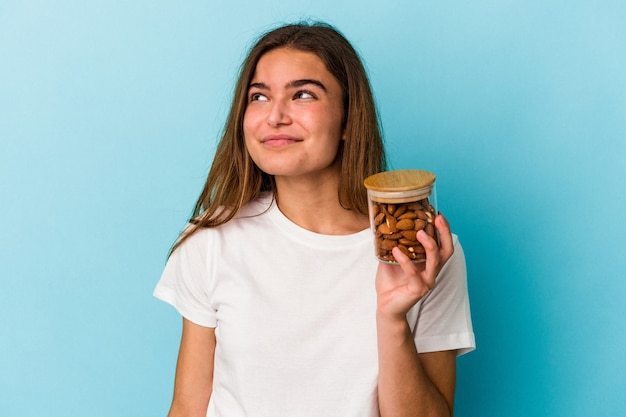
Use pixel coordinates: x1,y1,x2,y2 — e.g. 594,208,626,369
266,100,292,127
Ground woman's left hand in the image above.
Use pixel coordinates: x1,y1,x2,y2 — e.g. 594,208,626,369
375,213,455,319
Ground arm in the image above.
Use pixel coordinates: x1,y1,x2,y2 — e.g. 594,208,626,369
376,214,456,417
168,318,216,417
377,315,456,416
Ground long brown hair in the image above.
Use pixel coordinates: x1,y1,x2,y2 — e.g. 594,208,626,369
171,21,386,254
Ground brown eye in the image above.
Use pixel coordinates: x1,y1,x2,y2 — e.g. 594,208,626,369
250,93,268,102
294,90,316,99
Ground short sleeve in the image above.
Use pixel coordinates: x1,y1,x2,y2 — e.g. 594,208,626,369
412,236,476,356
153,228,217,328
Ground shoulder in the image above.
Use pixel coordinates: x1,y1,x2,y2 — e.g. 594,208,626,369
234,192,275,219
174,193,275,251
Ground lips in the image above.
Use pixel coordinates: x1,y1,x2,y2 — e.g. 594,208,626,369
261,134,302,147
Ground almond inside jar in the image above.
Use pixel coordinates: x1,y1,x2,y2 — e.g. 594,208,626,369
370,197,437,263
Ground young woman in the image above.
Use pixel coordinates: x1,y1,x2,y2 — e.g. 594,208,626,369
154,22,474,417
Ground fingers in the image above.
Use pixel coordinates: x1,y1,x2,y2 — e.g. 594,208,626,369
415,230,439,288
414,212,454,284
435,213,454,262
391,246,432,295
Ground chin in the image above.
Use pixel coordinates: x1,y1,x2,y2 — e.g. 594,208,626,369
254,160,303,176
262,168,302,177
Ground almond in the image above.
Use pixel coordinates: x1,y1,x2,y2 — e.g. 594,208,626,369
398,211,418,220
397,244,410,257
385,216,398,233
414,219,427,230
378,223,393,235
401,230,417,240
396,219,415,230
381,238,397,251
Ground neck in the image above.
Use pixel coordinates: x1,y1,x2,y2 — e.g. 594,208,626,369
274,172,368,235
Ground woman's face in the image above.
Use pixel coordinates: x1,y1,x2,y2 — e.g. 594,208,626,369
243,48,345,182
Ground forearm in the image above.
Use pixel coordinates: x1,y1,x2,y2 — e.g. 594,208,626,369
376,313,452,417
168,319,215,417
168,382,212,417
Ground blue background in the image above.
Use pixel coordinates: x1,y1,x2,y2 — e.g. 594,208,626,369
1,1,625,416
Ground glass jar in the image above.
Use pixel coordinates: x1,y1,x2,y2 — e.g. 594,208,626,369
364,169,438,263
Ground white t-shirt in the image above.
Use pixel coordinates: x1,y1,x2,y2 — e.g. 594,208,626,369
154,193,475,417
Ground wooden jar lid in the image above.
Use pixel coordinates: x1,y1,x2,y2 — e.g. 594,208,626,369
364,170,435,203
364,169,436,191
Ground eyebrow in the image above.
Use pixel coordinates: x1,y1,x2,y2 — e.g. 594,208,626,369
248,79,328,92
